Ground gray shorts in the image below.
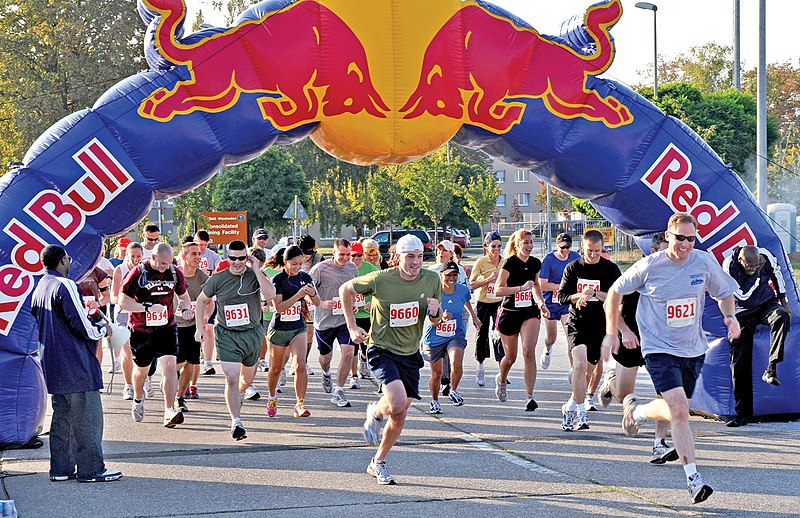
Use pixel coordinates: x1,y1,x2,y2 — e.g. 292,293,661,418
422,338,467,363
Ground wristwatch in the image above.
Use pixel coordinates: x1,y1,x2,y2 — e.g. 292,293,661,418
142,301,152,310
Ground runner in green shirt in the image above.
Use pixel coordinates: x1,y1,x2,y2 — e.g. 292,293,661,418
349,241,379,387
340,234,442,486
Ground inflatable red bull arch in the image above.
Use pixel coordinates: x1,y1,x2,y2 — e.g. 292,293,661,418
1,0,797,446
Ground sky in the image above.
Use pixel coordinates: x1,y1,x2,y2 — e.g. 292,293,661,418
185,0,800,88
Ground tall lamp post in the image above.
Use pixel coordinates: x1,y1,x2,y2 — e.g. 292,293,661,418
635,2,658,99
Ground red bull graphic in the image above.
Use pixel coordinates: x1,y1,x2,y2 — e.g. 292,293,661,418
400,0,632,132
0,0,798,447
138,0,389,130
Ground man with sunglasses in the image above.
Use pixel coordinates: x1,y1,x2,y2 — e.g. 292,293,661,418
251,228,274,260
722,245,790,427
119,242,193,429
194,240,275,440
539,233,580,370
140,224,161,260
602,212,740,504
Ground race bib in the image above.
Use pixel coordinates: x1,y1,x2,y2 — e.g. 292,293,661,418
331,297,344,316
281,301,302,322
390,301,419,328
190,301,196,313
514,289,533,308
435,319,457,337
577,278,601,301
145,307,168,326
224,303,250,327
354,293,366,308
199,257,209,272
82,296,95,314
666,297,696,328
551,289,559,301
486,283,500,300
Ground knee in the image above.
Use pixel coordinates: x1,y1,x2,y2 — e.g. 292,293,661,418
669,401,690,423
387,400,408,417
294,362,307,375
573,356,588,373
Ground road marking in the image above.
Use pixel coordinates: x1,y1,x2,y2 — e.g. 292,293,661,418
458,434,565,477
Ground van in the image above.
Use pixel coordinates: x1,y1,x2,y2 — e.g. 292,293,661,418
371,229,434,260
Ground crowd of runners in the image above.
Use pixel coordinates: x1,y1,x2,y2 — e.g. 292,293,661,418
64,210,794,503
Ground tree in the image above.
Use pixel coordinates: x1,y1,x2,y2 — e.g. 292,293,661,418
509,198,522,223
570,197,602,219
0,0,145,168
399,147,462,242
172,178,216,240
210,0,262,26
462,172,501,233
368,166,405,238
644,43,734,95
533,181,572,213
213,148,309,233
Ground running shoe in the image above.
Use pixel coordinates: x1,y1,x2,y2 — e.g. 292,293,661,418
622,394,643,436
476,365,485,387
131,400,144,422
243,384,261,401
176,396,189,412
331,388,352,407
78,469,123,483
359,359,370,379
449,390,464,406
50,468,77,482
278,368,287,386
575,409,589,430
762,367,780,386
231,420,247,441
258,359,269,372
202,363,216,375
266,398,278,418
688,473,713,504
525,397,538,412
322,373,333,393
294,399,311,417
539,349,551,370
122,384,134,401
495,373,507,402
599,368,616,407
650,443,679,464
367,458,396,485
585,394,598,412
108,359,121,374
188,385,199,399
561,403,576,431
163,408,184,428
307,365,315,376
349,375,360,389
440,377,451,396
363,401,383,445
143,376,155,398
429,400,442,414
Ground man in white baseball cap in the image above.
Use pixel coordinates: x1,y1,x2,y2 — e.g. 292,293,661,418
340,233,442,485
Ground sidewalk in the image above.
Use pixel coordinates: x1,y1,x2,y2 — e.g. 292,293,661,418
2,327,798,517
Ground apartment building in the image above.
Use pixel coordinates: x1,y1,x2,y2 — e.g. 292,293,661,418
489,158,544,223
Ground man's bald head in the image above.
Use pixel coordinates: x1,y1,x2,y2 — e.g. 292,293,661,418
738,246,764,276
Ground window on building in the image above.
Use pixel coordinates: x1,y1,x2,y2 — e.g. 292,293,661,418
497,194,506,207
515,169,529,183
517,193,530,206
495,170,506,183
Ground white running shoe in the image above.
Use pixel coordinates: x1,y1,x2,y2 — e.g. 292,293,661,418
122,384,134,401
539,349,551,370
258,359,269,372
131,400,144,422
476,365,485,387
363,401,383,445
331,388,351,407
688,472,713,504
367,457,396,485
143,376,155,398
243,384,261,401
108,359,121,374
279,368,287,386
349,375,360,389
585,394,598,412
599,368,616,407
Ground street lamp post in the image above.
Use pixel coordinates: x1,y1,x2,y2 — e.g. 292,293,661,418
635,2,658,99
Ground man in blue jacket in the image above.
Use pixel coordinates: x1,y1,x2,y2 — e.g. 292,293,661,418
30,245,122,483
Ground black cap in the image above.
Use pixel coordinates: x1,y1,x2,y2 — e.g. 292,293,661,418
441,260,460,274
253,228,268,239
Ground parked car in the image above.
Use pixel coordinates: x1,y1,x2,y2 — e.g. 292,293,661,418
427,227,467,248
371,229,434,260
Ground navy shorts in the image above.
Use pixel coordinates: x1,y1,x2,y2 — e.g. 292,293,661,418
130,325,178,368
613,342,645,368
176,324,201,365
315,324,353,355
207,302,217,325
645,353,705,397
496,307,540,336
367,346,424,400
545,301,569,321
422,337,467,363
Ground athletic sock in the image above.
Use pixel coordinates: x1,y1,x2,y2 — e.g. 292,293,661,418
632,405,648,422
566,398,578,411
683,463,697,480
322,369,331,376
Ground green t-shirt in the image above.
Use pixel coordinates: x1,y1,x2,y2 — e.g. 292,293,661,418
352,268,442,356
175,269,209,328
261,267,279,321
355,261,379,319
201,268,262,331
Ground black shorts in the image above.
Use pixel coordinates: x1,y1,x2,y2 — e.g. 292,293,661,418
207,302,217,325
566,329,603,365
496,307,540,336
613,342,645,368
645,353,704,397
176,325,201,365
367,346,424,400
130,325,178,368
315,324,353,356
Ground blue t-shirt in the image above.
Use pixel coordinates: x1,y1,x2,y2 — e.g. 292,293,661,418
422,283,471,346
270,270,313,331
540,250,580,304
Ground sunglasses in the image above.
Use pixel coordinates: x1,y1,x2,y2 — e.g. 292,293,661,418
301,249,314,255
228,255,248,262
489,244,502,249
558,245,571,250
146,237,160,242
255,236,267,240
672,234,696,242
351,254,363,257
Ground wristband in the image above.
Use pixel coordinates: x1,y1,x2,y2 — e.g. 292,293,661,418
429,309,441,319
724,314,736,319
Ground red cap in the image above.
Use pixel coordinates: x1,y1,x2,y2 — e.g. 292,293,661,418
118,237,132,248
215,259,230,273
351,242,364,254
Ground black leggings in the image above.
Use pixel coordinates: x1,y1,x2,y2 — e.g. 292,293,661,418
474,301,502,363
